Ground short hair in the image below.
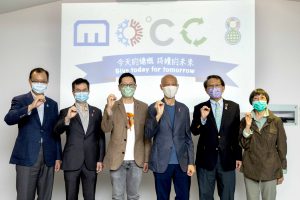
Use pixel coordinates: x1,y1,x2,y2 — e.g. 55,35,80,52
249,88,270,105
118,73,136,84
203,75,225,89
29,67,49,81
72,78,90,91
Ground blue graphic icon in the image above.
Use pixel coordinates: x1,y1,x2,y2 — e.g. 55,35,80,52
74,20,109,46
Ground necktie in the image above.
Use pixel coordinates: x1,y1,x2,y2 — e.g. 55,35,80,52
215,102,221,131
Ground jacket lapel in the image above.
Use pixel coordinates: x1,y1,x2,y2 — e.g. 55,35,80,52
206,100,218,131
219,100,229,132
173,101,183,133
26,92,42,126
72,103,86,134
117,100,129,128
85,105,95,136
41,97,51,127
133,99,139,136
162,99,173,130
75,113,85,133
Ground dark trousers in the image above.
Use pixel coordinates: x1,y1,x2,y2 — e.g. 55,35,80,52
16,146,54,200
64,164,97,200
153,164,191,200
196,155,236,200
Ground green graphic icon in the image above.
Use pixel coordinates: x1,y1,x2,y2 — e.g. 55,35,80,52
225,17,241,45
180,18,207,47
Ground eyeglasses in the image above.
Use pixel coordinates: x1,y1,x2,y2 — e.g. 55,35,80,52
31,80,48,84
120,83,136,88
207,84,222,89
73,89,89,93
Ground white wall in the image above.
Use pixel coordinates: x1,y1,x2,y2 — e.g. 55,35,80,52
0,0,299,199
0,2,64,199
255,0,300,199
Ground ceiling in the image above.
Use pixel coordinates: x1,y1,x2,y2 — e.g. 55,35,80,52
0,0,59,14
0,0,299,15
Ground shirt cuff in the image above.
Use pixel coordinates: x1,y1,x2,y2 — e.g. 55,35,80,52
65,119,70,126
243,128,253,138
201,118,207,125
283,169,287,174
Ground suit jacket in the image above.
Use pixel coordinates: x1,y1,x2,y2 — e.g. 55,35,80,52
190,99,242,171
145,99,194,173
54,105,105,171
4,92,62,167
101,98,151,170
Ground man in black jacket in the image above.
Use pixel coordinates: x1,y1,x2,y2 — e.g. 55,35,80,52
190,75,242,200
54,78,105,200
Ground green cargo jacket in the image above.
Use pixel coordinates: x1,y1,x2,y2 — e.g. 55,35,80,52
239,110,287,181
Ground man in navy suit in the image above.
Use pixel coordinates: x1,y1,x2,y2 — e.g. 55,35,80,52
4,67,62,200
54,78,105,200
145,74,195,200
190,75,242,200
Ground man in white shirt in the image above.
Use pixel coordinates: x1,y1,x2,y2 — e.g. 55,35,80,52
102,73,151,199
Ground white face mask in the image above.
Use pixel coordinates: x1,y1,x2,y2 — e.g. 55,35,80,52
162,86,178,98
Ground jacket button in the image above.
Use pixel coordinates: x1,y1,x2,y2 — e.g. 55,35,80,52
218,135,221,139
124,139,127,141
122,152,125,154
216,148,218,151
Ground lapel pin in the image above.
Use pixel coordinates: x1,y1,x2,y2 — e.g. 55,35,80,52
225,103,228,110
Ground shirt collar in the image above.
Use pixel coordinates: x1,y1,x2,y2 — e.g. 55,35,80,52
75,102,89,112
251,109,269,120
210,98,223,106
31,90,43,98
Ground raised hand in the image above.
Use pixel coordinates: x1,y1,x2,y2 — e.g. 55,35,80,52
154,100,164,122
106,94,117,116
245,112,252,128
67,106,77,119
65,106,77,124
28,94,46,112
200,105,210,120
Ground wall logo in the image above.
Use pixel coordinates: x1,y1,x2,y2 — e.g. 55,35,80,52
74,20,109,46
72,17,244,47
225,17,241,45
116,19,143,47
180,18,207,47
73,17,210,47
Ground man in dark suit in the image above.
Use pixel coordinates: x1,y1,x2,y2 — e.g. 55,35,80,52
190,75,242,200
54,78,105,200
4,67,62,200
145,74,195,200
